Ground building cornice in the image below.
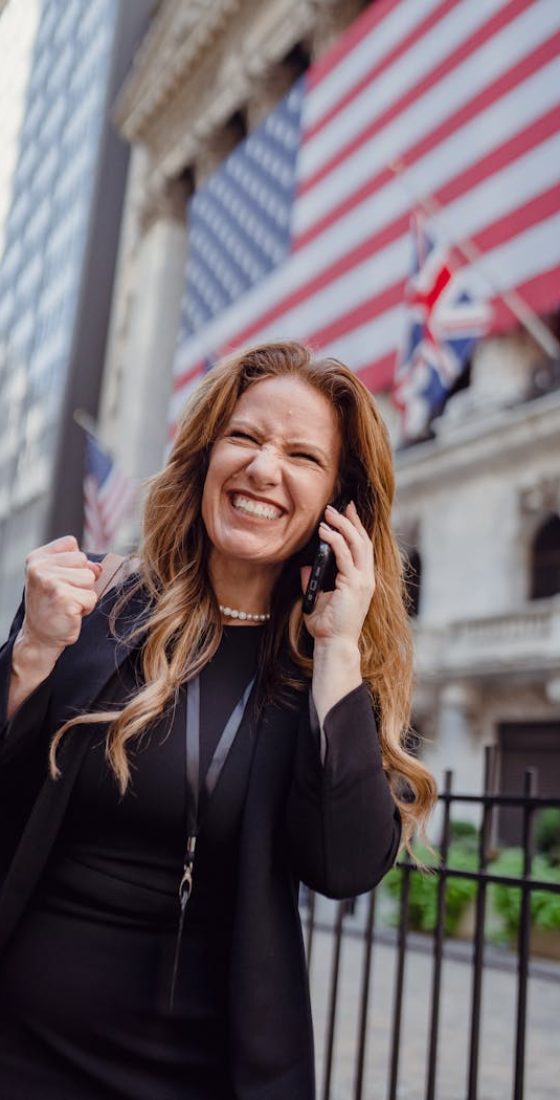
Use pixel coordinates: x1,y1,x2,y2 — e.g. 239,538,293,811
113,0,358,181
114,0,317,160
114,0,243,143
395,390,560,496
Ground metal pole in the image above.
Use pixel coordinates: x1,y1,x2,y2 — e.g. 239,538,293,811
354,889,377,1100
513,768,537,1100
425,768,453,1100
467,745,497,1100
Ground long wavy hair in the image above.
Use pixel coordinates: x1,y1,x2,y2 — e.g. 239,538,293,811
49,341,437,850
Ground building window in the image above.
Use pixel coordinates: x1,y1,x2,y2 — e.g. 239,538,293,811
530,514,560,599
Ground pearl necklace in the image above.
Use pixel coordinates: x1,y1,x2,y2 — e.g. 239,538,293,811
219,605,270,622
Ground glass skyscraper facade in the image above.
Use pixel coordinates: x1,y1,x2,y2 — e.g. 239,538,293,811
0,0,143,628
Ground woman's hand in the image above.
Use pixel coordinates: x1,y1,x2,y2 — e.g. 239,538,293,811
19,535,102,655
301,501,375,728
7,537,102,722
300,501,375,645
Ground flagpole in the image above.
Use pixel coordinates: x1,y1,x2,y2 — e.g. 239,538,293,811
389,160,560,360
73,407,100,438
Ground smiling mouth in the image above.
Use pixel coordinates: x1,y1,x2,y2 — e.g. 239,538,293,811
229,493,284,521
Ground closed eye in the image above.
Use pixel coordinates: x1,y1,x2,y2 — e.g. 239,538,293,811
291,451,322,465
229,430,258,443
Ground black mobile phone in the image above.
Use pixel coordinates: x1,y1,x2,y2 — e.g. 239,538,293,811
301,494,350,615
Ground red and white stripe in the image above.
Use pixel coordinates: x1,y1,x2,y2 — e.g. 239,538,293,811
83,468,137,554
170,0,560,433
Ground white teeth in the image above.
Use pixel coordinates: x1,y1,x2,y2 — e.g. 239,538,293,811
231,494,282,520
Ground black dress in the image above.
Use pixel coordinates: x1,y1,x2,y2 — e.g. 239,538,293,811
0,624,264,1099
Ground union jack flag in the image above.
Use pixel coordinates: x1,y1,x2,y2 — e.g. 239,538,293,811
394,211,491,439
169,0,560,436
82,431,137,553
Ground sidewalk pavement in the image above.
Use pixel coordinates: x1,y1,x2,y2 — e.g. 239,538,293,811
308,920,558,1100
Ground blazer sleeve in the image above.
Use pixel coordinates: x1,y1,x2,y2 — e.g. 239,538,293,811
286,682,401,899
0,597,55,766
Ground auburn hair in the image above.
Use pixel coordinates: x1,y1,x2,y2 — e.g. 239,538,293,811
49,341,437,851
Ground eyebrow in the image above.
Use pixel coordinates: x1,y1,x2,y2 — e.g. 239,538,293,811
227,419,331,464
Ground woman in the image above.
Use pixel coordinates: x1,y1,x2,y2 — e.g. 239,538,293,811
0,341,436,1099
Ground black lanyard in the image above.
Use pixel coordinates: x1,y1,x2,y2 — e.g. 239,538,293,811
169,672,256,1009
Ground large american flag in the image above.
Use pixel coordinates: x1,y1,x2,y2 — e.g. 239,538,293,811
169,0,560,436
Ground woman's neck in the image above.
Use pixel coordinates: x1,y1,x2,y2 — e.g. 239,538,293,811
209,553,279,618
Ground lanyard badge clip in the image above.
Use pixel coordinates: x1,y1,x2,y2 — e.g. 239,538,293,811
179,835,197,909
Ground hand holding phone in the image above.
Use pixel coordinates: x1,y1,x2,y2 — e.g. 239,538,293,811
301,495,350,615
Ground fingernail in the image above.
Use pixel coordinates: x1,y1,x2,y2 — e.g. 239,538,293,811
325,504,336,514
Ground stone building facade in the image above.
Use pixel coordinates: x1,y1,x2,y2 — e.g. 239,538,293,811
395,334,560,832
101,0,560,823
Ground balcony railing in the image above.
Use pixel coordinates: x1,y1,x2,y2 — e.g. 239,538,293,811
414,598,560,678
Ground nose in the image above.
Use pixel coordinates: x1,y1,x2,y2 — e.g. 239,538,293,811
245,444,282,487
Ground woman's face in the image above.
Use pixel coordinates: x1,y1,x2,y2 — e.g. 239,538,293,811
201,375,342,573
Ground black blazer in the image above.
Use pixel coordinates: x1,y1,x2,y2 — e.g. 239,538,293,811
0,580,401,1099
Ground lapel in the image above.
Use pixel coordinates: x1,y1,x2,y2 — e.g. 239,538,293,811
0,579,150,952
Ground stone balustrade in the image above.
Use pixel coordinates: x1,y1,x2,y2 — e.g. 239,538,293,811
414,598,560,680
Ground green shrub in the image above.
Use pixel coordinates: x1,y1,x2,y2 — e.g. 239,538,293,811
385,836,560,943
385,842,478,935
535,808,560,865
488,848,560,940
449,819,478,842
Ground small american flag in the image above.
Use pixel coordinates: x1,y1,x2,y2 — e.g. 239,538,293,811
169,0,560,436
82,431,137,553
394,210,491,439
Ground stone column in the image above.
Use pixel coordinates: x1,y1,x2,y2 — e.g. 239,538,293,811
98,143,151,453
108,169,191,505
426,681,483,836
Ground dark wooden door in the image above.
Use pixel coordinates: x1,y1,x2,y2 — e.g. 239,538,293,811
497,722,560,846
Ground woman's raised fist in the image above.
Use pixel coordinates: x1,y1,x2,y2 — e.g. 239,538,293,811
21,535,103,655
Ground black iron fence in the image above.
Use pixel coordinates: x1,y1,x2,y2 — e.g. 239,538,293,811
303,748,560,1100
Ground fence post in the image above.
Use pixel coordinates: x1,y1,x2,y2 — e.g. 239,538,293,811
425,768,453,1100
387,860,411,1100
322,899,348,1100
353,888,377,1100
513,767,537,1100
467,744,497,1100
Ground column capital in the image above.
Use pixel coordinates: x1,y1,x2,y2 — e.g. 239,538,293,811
310,0,366,60
138,171,193,236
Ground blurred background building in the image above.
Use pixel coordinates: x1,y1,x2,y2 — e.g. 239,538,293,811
0,0,559,819
0,0,152,620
